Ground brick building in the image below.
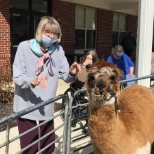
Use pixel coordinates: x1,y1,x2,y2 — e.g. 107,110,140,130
0,0,153,69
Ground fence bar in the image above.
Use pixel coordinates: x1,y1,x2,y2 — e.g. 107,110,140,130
66,88,87,154
120,74,154,83
1,74,154,154
5,122,10,154
0,94,65,125
62,95,69,154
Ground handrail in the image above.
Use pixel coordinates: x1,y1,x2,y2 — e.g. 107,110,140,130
0,94,65,125
0,94,68,154
1,74,154,154
119,74,154,83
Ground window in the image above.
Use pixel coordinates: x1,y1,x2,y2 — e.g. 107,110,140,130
10,0,29,10
10,0,50,64
112,13,127,47
10,0,48,13
11,13,29,47
32,0,48,13
75,6,96,52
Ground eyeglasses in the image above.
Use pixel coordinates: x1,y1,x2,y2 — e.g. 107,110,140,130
44,29,59,37
116,50,123,53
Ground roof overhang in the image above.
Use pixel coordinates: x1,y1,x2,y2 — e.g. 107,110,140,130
60,0,139,16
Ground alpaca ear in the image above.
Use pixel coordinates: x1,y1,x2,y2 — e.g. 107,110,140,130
119,69,124,78
111,67,121,92
86,72,96,89
113,66,122,80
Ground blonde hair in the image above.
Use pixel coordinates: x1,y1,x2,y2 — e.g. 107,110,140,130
35,16,62,43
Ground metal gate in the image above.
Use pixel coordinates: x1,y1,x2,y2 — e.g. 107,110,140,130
0,94,69,154
0,74,154,154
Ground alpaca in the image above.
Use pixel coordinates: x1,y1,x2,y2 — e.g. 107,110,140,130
85,60,154,154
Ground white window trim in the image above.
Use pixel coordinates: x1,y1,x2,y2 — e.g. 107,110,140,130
75,5,97,51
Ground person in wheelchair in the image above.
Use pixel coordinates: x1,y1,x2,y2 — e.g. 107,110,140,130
71,50,99,90
69,51,99,127
61,51,99,128
107,45,135,87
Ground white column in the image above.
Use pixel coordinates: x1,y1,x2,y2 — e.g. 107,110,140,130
135,0,154,87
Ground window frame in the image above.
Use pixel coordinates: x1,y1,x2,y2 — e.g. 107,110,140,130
75,6,97,53
112,13,127,47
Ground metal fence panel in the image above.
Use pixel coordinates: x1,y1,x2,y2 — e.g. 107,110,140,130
1,74,154,154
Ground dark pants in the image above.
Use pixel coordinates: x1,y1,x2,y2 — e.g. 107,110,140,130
17,118,55,154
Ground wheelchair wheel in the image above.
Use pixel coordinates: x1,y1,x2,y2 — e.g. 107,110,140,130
70,93,89,127
61,87,88,128
120,82,127,90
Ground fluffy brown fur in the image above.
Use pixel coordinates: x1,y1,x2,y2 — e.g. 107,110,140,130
86,60,154,154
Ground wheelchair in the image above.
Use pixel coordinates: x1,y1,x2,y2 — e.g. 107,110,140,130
120,82,127,90
150,73,154,87
61,79,88,132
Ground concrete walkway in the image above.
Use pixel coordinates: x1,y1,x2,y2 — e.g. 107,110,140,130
0,79,93,154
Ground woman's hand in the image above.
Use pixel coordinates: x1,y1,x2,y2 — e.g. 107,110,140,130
129,72,133,77
31,76,48,88
129,67,134,77
69,62,81,75
82,59,92,66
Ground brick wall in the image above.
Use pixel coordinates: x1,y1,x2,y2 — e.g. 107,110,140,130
0,0,140,66
127,15,138,39
0,0,11,67
52,0,75,55
97,9,113,59
51,1,139,62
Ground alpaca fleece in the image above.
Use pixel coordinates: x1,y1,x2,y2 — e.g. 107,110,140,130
86,60,154,154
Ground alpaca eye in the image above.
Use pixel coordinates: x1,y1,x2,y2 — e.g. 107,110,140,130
110,75,116,80
88,73,95,81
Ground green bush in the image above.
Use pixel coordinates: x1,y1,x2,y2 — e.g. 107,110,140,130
0,66,14,104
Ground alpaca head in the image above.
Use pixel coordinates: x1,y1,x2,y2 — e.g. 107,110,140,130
86,60,122,108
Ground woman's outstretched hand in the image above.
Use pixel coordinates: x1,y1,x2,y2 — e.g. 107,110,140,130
69,62,81,75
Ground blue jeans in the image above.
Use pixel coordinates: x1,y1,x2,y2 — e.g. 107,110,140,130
120,74,135,86
125,74,135,86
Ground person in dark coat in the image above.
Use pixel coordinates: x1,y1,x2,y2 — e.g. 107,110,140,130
121,32,136,58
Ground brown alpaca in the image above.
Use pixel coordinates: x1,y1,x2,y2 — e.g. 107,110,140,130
86,60,154,154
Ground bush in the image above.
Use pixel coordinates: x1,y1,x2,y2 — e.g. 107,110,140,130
0,65,14,104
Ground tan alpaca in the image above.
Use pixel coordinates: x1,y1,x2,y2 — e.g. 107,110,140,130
86,60,154,154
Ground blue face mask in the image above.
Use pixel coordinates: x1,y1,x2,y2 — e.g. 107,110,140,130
117,52,124,57
41,34,58,47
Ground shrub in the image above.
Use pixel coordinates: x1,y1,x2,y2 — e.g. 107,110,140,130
0,65,14,104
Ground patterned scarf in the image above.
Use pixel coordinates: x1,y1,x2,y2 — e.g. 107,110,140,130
29,38,56,76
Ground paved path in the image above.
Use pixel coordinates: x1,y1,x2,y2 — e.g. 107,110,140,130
0,79,93,154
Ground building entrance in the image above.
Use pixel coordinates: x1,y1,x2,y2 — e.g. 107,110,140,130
10,0,50,64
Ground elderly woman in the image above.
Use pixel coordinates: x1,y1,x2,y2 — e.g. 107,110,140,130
107,45,135,86
13,16,80,153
